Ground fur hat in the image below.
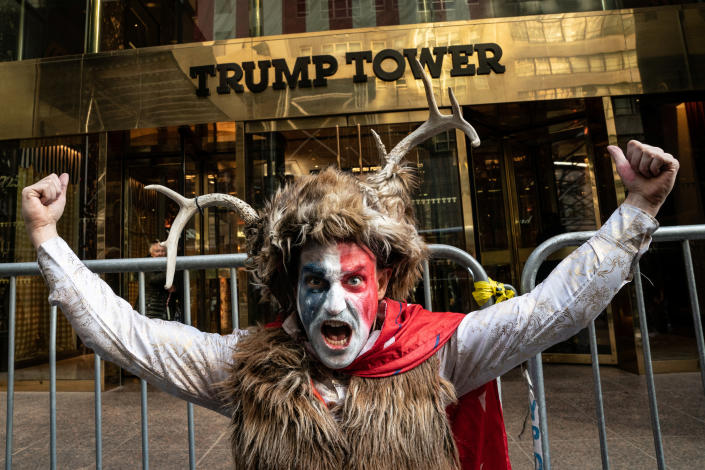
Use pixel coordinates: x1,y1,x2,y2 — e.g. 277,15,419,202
247,166,427,312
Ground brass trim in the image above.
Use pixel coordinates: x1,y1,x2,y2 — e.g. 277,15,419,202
96,132,107,259
585,125,618,363
455,128,476,256
0,379,104,392
235,121,248,327
542,353,617,365
651,359,700,374
501,138,521,284
585,136,603,228
602,96,626,204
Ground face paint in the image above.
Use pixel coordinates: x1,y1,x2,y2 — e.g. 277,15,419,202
297,242,380,369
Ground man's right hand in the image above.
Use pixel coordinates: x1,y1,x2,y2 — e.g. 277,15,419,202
21,173,69,249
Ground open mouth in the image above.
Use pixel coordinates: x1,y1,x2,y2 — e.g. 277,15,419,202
321,320,352,348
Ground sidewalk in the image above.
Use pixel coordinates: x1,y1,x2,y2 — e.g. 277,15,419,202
1,364,703,469
502,364,705,469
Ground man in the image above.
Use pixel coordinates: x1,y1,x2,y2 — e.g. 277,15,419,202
145,240,179,321
22,128,677,469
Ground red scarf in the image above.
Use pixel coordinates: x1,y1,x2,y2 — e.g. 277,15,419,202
342,299,464,377
344,299,512,470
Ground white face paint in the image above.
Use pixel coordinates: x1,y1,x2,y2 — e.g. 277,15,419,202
296,242,381,369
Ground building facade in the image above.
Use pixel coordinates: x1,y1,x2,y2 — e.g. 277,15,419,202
0,0,703,388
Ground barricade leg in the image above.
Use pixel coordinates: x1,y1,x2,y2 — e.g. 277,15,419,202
50,305,57,470
633,265,666,470
422,260,432,311
184,271,196,470
94,353,102,469
588,319,610,470
5,277,16,470
138,272,149,470
527,354,550,470
682,241,705,394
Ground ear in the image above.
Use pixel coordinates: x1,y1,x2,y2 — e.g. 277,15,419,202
376,268,392,301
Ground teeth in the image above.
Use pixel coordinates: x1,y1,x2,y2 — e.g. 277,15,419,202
326,338,347,346
325,320,347,327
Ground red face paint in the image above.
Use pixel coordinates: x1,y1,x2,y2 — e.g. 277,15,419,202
297,241,383,369
336,242,379,330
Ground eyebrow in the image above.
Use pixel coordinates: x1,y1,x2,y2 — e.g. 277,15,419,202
342,264,370,275
301,263,327,277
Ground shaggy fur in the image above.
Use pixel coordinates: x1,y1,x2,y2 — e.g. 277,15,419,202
222,326,460,470
364,162,419,227
247,168,427,311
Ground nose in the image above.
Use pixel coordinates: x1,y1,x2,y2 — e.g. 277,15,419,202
323,283,346,316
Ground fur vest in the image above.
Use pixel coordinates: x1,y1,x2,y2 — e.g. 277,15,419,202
221,326,460,470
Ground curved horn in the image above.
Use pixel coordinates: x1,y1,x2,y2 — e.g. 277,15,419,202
370,129,388,162
145,185,258,289
373,58,481,180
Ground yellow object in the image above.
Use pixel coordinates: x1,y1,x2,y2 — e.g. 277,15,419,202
473,278,516,306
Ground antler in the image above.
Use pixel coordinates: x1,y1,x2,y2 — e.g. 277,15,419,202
372,59,481,179
145,184,259,289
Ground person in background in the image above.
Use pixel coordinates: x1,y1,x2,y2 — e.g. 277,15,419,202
145,240,180,322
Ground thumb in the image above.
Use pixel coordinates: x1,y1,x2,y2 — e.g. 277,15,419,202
58,173,69,191
607,145,635,184
56,173,69,204
607,145,627,167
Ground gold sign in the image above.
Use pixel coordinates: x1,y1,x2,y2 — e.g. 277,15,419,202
189,44,506,96
0,5,702,140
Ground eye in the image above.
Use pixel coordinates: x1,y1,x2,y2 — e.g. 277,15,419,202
306,276,325,289
347,275,363,286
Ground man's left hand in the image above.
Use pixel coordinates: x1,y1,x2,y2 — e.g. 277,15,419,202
607,140,679,217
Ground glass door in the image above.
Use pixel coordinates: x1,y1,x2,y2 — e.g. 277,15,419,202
117,124,240,335
467,99,617,362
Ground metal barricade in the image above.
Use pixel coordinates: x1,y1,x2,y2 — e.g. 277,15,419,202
1,244,489,469
0,253,247,470
521,224,705,470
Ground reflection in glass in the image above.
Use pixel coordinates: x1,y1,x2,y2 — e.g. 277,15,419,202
0,0,85,62
94,0,700,50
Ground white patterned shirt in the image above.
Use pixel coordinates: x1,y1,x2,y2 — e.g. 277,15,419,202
37,204,657,414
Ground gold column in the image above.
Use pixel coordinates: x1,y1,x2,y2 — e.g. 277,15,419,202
85,0,102,54
235,121,249,327
454,129,476,256
16,0,25,60
250,0,262,37
602,96,625,204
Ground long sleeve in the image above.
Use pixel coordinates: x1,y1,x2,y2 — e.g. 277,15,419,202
37,237,242,415
440,204,659,397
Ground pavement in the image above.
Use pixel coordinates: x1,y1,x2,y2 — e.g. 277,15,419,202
1,363,704,469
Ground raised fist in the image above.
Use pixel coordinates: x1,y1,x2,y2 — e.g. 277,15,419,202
21,173,69,249
607,140,679,217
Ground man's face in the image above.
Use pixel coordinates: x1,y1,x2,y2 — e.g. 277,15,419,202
150,243,166,257
296,242,389,369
